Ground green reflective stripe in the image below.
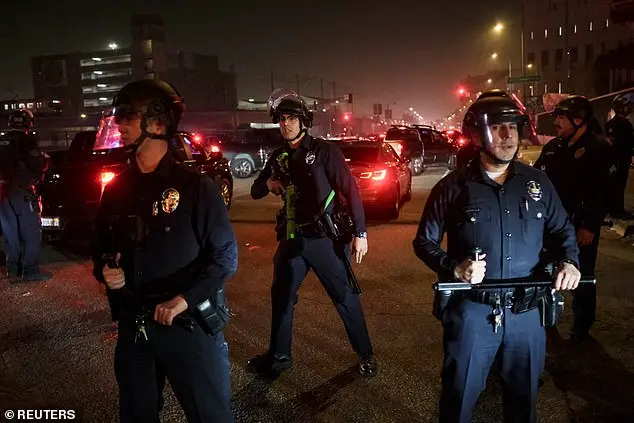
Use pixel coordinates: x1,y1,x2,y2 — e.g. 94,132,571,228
285,184,296,240
322,190,336,214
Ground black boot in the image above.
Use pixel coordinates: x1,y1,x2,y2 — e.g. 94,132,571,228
246,352,292,375
358,354,378,378
21,268,53,282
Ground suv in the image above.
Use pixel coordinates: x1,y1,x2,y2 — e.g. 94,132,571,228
412,125,458,170
219,126,283,178
384,126,425,175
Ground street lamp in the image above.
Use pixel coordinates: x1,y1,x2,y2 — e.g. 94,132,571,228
527,63,534,69
493,22,504,33
487,78,493,84
491,52,499,60
490,19,526,100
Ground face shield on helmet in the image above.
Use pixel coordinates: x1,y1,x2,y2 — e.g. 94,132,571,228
94,109,126,151
613,92,634,115
267,88,312,128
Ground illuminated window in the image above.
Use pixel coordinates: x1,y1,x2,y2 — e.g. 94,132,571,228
26,102,33,109
18,103,25,108
558,82,562,94
530,31,534,40
80,54,131,67
3,105,7,110
529,85,534,96
606,18,609,28
589,21,593,32
545,28,548,38
559,26,563,36
574,24,577,34
544,83,548,94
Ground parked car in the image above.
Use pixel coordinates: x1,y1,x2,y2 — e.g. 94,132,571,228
412,125,459,170
40,129,232,242
383,126,425,175
338,140,412,219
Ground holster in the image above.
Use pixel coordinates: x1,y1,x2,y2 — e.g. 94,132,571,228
538,290,564,327
192,288,232,336
511,286,545,314
432,290,453,321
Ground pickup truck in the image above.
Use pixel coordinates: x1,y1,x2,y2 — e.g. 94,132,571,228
40,130,233,242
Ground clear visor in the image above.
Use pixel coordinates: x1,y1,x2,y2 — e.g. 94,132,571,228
93,107,140,150
267,88,303,115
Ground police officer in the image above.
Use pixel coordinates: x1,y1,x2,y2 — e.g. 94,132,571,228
91,79,237,423
0,109,52,281
414,95,581,423
534,96,611,340
247,89,377,377
606,93,634,220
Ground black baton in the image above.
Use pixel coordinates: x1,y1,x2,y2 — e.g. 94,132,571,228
433,277,596,292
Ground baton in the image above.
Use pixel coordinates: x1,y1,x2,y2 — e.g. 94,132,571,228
433,277,596,292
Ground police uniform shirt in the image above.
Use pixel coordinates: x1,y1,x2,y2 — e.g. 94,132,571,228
413,160,579,281
606,116,634,158
0,130,48,187
251,134,367,233
534,131,611,232
92,150,238,308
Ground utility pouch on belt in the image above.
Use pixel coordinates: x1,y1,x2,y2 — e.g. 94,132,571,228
433,290,453,321
511,287,543,314
193,288,232,336
538,290,564,327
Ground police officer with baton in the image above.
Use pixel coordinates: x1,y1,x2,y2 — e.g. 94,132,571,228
413,95,581,423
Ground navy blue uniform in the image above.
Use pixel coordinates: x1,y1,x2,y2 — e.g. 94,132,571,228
534,131,611,334
413,160,578,423
0,130,49,278
251,134,373,360
605,115,634,215
92,151,237,423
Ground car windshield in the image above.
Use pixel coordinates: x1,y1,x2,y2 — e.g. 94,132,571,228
339,145,379,163
385,129,419,141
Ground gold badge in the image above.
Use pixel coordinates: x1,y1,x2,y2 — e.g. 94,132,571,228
161,188,180,214
526,180,542,201
152,201,159,216
574,147,585,159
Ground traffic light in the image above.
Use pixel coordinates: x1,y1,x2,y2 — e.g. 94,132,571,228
457,86,466,96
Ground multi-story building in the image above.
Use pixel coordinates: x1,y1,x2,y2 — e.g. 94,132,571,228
523,0,634,97
30,14,236,118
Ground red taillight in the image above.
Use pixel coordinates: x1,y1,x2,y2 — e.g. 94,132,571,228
457,138,466,146
359,169,387,181
100,171,116,188
211,145,220,153
193,134,202,142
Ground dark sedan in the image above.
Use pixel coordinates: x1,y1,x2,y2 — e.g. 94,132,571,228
338,141,412,219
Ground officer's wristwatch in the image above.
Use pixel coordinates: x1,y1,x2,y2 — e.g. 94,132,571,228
356,232,368,239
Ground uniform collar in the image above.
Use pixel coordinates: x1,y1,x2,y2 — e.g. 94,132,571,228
284,133,313,153
130,149,174,179
466,157,526,184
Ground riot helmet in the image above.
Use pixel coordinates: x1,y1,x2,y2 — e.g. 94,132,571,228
96,79,185,149
8,109,34,131
553,96,593,130
462,93,525,164
612,92,634,116
268,89,313,129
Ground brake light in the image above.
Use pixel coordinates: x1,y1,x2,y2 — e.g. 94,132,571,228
101,171,116,185
457,138,466,146
210,145,220,153
193,134,202,142
359,169,387,181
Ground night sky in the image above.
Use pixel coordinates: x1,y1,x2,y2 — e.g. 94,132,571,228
0,0,521,120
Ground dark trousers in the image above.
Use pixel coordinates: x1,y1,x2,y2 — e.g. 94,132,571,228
609,161,630,215
269,237,373,358
0,188,41,275
439,299,545,423
572,230,600,334
114,320,233,423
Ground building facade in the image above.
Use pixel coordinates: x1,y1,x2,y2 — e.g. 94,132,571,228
523,0,634,97
30,14,237,118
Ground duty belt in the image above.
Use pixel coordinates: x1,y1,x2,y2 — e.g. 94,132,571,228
466,289,515,308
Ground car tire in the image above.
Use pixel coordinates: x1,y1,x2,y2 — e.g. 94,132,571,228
410,157,424,176
382,188,400,220
448,153,457,170
402,181,412,202
231,158,254,178
217,178,232,210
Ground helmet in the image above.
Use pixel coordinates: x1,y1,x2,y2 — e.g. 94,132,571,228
612,92,634,116
8,109,34,130
267,88,313,128
462,94,525,149
553,95,593,128
111,79,185,142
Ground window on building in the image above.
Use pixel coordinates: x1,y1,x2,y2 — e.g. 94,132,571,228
545,28,549,38
558,82,562,94
82,83,125,94
3,105,7,111
585,44,594,65
601,41,608,54
606,18,610,28
142,40,153,56
544,83,548,94
26,102,33,109
589,21,593,32
574,24,577,34
555,49,563,70
18,103,25,109
144,59,154,72
541,50,550,66
79,54,131,67
529,85,534,96
570,46,578,64
530,31,534,40
559,26,563,36
81,68,133,80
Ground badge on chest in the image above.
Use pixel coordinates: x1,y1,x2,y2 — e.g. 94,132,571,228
152,188,180,216
305,150,316,165
526,181,542,201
